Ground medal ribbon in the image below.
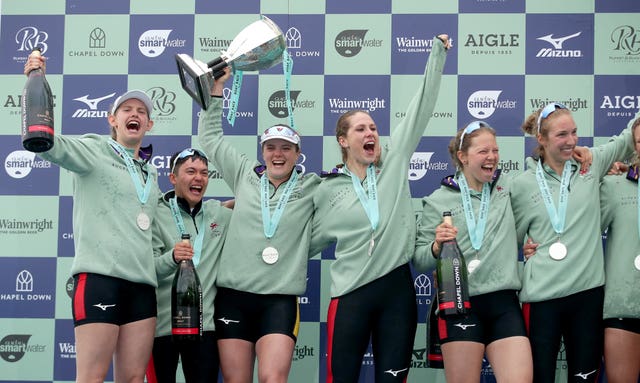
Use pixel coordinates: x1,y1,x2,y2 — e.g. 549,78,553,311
347,164,379,231
458,173,491,251
169,197,205,266
226,69,243,126
282,50,295,131
261,170,299,239
536,160,571,235
109,139,152,205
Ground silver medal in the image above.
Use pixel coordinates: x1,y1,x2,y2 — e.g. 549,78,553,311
467,259,481,273
635,255,640,271
262,246,279,264
549,242,567,261
136,211,150,231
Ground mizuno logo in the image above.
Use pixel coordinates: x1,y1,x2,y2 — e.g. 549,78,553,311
536,32,581,49
93,303,116,311
453,323,476,330
73,93,116,110
384,368,408,377
217,317,240,325
575,370,597,380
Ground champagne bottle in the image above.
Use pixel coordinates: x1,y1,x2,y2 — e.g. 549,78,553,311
426,296,444,368
436,211,471,317
21,47,54,153
171,233,203,341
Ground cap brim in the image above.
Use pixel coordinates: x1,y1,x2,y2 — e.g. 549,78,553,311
111,90,153,115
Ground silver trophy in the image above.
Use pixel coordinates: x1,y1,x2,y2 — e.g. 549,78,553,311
176,15,286,110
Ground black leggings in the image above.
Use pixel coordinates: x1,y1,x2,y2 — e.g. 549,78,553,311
326,264,417,383
148,331,219,383
523,286,604,383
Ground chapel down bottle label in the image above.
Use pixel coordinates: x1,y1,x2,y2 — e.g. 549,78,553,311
436,211,471,317
171,234,203,340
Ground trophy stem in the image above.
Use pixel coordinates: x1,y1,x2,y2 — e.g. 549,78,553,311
210,60,229,79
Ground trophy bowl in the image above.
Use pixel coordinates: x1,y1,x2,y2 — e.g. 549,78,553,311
176,15,286,110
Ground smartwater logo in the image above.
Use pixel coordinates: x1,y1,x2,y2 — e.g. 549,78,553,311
334,30,383,57
467,90,517,119
408,152,448,181
268,90,316,117
536,32,583,58
138,30,185,58
4,150,51,179
0,334,46,362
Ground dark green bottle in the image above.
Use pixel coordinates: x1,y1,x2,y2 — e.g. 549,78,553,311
171,233,203,341
436,211,471,317
21,47,54,153
426,296,444,368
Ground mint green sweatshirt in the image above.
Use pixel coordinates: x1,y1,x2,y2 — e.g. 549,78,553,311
39,134,160,287
414,171,522,296
600,171,640,320
198,98,321,295
152,192,231,336
510,109,640,303
310,37,447,298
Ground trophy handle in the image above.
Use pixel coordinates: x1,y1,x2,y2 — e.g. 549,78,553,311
209,58,229,79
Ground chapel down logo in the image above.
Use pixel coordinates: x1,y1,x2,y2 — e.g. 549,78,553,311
286,27,321,58
0,270,52,302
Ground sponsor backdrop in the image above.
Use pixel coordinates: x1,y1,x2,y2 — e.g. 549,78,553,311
0,0,638,382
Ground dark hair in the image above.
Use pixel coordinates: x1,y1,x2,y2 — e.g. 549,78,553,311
522,106,572,158
448,122,496,169
169,150,208,174
335,109,370,163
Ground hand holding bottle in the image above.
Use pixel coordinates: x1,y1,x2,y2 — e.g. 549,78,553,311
432,219,458,257
172,240,194,262
24,50,46,76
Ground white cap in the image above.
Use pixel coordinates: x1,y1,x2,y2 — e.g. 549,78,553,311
260,125,301,148
111,90,153,116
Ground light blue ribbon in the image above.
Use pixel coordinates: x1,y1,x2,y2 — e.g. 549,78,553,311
458,173,491,251
108,139,152,205
261,170,299,239
226,69,243,126
169,197,205,267
536,160,571,235
347,164,379,231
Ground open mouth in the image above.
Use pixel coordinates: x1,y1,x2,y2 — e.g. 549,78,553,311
126,121,140,132
189,185,203,195
363,141,375,155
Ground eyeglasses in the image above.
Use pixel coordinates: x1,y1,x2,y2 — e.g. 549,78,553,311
536,103,567,134
459,121,490,150
170,148,208,174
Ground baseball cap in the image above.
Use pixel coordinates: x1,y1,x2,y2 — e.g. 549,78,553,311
111,90,153,116
260,125,301,148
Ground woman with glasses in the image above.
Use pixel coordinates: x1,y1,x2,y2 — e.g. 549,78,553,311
23,54,160,383
414,121,536,383
510,103,640,382
197,68,322,383
147,147,231,383
310,34,450,382
599,116,640,383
